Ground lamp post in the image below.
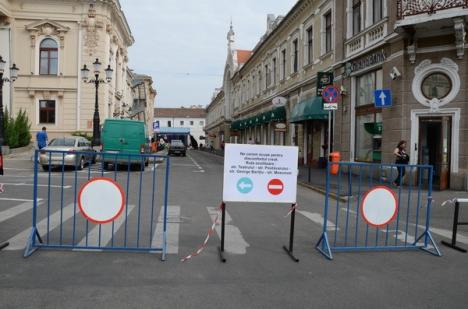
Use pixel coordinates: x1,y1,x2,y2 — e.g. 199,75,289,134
0,55,19,251
0,55,19,176
81,58,113,147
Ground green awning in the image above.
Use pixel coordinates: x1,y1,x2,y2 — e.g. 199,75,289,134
290,97,328,123
270,106,286,122
231,120,241,130
232,106,287,130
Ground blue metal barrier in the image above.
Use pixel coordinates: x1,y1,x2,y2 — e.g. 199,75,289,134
24,149,170,260
316,161,442,260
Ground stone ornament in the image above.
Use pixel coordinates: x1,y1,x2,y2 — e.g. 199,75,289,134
412,58,460,112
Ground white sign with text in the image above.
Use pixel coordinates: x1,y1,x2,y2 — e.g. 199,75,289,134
223,144,298,203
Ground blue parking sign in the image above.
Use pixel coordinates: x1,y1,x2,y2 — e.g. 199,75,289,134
374,89,392,108
153,120,160,131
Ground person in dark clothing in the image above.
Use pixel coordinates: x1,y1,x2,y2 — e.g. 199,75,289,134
393,140,409,186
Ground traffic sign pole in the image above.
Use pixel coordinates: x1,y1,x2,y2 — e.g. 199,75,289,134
327,111,331,160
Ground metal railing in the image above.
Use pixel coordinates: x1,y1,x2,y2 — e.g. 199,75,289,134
397,0,468,19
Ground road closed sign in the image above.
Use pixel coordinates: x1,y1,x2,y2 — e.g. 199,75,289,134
223,144,298,203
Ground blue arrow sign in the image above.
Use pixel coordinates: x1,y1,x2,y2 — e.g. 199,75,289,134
374,89,392,108
237,177,253,194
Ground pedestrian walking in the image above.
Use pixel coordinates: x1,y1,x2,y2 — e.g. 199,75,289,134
392,140,409,187
36,127,48,150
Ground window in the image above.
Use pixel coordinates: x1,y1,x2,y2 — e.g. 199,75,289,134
39,38,58,75
354,69,383,162
306,27,313,65
373,0,383,23
199,120,204,126
421,73,452,100
39,100,56,124
180,120,184,126
168,120,172,127
353,1,361,35
272,58,277,85
281,49,287,80
265,64,270,88
190,121,194,126
325,12,332,53
292,39,298,73
257,70,261,94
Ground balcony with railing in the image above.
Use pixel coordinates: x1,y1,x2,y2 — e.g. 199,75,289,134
345,18,388,58
397,0,468,21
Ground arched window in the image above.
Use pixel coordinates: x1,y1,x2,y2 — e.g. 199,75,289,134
39,38,58,75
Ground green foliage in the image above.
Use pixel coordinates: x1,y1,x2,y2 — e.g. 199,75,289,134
3,108,32,148
71,131,92,141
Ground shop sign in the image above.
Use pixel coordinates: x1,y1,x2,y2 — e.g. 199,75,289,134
275,123,287,132
272,96,288,107
316,72,334,97
345,50,386,76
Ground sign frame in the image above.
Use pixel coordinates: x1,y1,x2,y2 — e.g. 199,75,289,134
222,144,298,204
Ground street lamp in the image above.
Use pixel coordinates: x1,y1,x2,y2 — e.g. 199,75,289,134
81,58,113,147
0,55,19,176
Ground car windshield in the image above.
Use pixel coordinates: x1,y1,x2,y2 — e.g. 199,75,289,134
49,138,76,147
171,140,184,146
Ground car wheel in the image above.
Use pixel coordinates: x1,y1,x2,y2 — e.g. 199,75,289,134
42,165,49,172
77,157,85,170
182,152,186,157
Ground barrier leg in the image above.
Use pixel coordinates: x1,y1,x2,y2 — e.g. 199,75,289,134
415,230,442,257
217,202,226,263
23,227,43,258
0,242,9,251
441,202,467,253
316,232,333,260
283,204,299,262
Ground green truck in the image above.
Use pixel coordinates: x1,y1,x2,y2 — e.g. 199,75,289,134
101,119,149,171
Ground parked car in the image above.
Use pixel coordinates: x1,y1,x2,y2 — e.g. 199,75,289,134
168,140,187,156
39,136,96,171
101,119,149,171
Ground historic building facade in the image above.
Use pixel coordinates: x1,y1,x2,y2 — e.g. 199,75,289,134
206,0,335,166
154,107,206,147
333,0,468,190
0,0,155,139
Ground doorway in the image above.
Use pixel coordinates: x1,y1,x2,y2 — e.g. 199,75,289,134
418,116,452,190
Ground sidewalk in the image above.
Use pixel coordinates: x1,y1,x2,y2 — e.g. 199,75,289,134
298,165,468,205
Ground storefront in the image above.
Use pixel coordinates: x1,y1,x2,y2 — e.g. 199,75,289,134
290,96,328,166
230,106,286,145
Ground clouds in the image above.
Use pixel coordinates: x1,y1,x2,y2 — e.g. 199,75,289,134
120,0,297,107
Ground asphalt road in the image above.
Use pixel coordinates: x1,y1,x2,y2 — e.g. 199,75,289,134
0,150,468,308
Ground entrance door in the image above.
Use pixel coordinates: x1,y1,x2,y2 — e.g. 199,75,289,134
418,117,452,190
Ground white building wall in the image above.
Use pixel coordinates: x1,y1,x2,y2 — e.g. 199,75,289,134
154,116,206,146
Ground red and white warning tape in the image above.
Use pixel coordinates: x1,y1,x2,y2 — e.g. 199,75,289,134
0,184,4,193
180,203,222,262
285,203,298,217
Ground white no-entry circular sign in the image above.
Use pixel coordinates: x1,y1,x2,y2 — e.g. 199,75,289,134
360,186,398,228
78,177,125,224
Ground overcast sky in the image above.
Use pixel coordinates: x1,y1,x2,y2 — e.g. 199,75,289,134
120,0,297,108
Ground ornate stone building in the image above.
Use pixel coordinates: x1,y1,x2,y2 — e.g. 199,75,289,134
0,0,155,138
333,0,468,190
206,0,335,166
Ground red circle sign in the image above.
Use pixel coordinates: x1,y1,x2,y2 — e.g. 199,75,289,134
78,177,125,224
360,186,398,228
267,179,284,195
322,85,340,103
